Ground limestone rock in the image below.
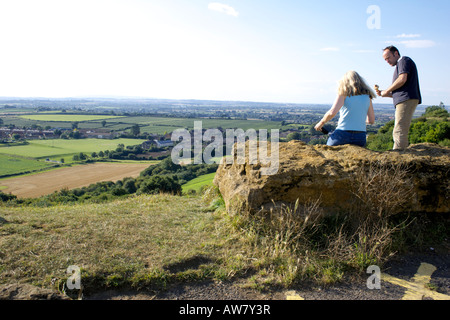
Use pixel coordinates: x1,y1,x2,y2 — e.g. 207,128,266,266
213,141,450,215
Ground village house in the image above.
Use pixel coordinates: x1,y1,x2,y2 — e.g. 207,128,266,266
155,140,174,148
141,139,174,149
0,127,58,140
81,129,118,139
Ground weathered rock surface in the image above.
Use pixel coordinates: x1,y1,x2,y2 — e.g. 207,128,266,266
213,142,449,215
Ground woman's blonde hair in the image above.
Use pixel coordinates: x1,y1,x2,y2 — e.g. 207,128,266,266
338,71,376,99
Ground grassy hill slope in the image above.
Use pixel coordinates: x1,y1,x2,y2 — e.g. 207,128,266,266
2,190,447,297
0,194,228,293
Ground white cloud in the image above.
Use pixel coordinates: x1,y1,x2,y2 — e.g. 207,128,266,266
386,34,436,49
208,3,239,17
400,40,436,48
320,47,340,52
396,33,421,39
385,38,436,49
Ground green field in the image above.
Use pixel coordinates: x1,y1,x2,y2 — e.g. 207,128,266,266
134,117,282,130
182,172,216,193
0,154,55,177
3,115,283,135
3,110,284,135
17,114,124,122
0,138,146,176
138,118,282,135
0,138,144,159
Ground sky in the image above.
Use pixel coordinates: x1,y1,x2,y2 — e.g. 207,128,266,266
0,0,449,105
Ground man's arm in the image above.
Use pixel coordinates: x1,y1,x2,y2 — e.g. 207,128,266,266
380,73,408,98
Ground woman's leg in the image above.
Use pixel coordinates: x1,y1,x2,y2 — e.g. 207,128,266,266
327,130,350,146
350,132,367,147
327,130,366,147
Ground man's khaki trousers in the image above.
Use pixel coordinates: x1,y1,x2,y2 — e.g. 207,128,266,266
393,99,419,150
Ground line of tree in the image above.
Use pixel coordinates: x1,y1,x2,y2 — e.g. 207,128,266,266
367,104,449,151
71,143,170,162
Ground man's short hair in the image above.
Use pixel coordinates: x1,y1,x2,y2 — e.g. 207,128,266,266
383,46,401,56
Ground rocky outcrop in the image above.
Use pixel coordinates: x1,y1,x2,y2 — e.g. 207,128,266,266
213,142,449,215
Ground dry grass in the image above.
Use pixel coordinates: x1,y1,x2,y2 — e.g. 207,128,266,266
221,162,419,288
0,194,223,293
344,162,415,268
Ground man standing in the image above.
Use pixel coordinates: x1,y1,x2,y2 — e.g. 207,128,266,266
375,46,422,150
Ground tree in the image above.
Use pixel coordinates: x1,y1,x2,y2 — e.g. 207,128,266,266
0,191,17,202
116,144,124,152
410,120,450,144
71,130,81,139
111,187,128,196
130,124,140,136
425,122,450,143
101,120,107,127
366,121,395,151
409,121,431,144
137,175,181,195
424,105,449,118
286,132,302,141
308,124,317,135
123,179,137,194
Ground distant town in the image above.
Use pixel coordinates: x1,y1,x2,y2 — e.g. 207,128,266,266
1,97,420,142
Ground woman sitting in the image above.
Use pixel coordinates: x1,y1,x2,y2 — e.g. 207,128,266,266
315,71,376,147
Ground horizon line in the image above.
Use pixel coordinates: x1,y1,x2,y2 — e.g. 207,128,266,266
0,96,405,107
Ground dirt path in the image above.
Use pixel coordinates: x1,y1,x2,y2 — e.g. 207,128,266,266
85,250,450,301
0,162,151,198
1,246,448,302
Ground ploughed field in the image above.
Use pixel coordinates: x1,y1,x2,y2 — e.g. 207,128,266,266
0,162,150,198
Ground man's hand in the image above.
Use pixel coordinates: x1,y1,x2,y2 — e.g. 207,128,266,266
379,73,407,98
380,90,392,98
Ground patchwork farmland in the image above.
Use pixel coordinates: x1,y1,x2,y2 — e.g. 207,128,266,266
0,101,300,199
0,138,148,177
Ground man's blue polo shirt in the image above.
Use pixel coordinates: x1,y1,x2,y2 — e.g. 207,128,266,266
392,56,422,106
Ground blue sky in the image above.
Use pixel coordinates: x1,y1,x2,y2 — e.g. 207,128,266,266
0,0,449,105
